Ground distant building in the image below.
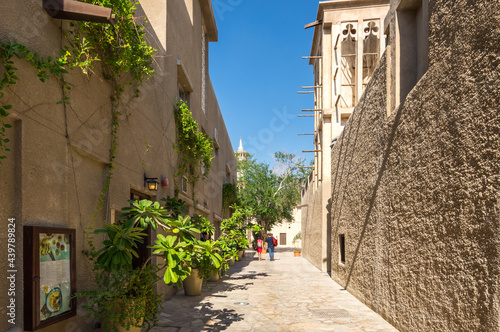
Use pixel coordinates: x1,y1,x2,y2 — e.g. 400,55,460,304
236,137,249,161
300,0,390,272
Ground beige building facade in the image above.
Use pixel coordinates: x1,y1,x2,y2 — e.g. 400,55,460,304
304,0,500,331
300,0,390,272
0,1,237,331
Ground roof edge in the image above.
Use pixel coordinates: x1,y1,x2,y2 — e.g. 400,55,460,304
199,0,218,42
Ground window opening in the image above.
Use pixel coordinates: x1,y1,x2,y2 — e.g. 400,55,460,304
363,20,380,89
340,22,357,108
339,234,346,264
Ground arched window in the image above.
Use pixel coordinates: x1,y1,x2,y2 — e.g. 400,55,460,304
340,22,357,108
363,20,380,88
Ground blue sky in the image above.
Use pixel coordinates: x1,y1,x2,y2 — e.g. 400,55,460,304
209,1,319,165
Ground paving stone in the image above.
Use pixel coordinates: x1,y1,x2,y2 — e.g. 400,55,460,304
144,248,399,331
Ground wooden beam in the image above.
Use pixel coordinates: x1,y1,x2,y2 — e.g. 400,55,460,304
304,20,322,29
43,0,115,24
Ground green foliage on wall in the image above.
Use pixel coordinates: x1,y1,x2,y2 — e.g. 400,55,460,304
0,0,155,166
174,101,214,198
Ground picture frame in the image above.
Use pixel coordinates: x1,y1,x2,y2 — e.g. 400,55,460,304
23,226,76,331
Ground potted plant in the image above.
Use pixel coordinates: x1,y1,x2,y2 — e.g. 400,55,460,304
293,232,301,257
216,233,239,268
182,239,223,294
77,200,199,331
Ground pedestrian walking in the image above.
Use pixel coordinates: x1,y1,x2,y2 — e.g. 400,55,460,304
256,236,264,261
265,233,276,261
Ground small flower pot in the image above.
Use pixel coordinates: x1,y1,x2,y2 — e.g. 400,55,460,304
294,251,301,257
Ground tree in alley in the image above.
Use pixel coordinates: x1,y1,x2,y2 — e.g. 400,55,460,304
236,151,309,233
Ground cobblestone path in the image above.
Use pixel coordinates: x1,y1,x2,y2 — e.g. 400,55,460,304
149,247,399,332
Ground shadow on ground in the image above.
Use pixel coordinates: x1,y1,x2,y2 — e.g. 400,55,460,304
157,250,269,331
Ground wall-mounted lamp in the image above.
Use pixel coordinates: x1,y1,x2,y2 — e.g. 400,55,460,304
144,173,159,191
43,0,116,24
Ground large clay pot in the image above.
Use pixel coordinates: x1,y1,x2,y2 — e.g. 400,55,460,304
209,271,220,282
237,250,244,260
107,299,144,332
228,257,235,266
116,324,142,332
182,269,203,296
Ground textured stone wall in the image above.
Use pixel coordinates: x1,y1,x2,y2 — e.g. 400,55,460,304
330,1,500,331
301,179,325,271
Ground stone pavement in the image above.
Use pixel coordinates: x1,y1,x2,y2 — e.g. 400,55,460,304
149,247,399,332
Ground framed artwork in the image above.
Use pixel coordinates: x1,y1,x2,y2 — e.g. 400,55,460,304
24,226,76,331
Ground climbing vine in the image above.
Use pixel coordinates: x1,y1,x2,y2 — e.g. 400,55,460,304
174,101,214,199
0,0,156,252
0,42,73,162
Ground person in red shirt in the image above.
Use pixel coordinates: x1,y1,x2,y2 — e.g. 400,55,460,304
256,236,264,261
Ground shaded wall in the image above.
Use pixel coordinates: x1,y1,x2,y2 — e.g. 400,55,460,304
330,1,500,331
0,0,235,331
301,178,325,271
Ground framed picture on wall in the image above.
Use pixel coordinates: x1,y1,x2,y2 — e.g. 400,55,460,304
24,226,76,331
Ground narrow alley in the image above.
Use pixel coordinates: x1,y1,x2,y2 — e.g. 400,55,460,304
150,247,399,332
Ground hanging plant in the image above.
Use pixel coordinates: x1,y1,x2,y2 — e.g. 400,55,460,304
174,101,214,198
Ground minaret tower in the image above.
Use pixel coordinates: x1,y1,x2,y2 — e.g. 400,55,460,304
235,137,249,161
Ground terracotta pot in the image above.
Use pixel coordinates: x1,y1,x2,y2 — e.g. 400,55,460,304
228,257,235,266
115,324,142,332
294,251,301,257
237,250,244,260
209,271,220,282
107,299,144,332
182,269,203,296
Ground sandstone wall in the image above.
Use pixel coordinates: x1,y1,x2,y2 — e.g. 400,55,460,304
330,1,500,331
0,1,235,331
301,178,326,271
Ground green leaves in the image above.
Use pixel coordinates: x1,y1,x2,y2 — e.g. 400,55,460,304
94,222,147,272
190,239,223,281
236,152,307,232
150,234,191,286
174,101,214,195
120,199,169,231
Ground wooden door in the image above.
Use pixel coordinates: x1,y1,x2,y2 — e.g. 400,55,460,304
280,233,286,246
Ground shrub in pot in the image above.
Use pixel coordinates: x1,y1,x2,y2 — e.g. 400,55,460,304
76,200,199,331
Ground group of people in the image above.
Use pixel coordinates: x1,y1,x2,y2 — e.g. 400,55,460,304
255,233,278,261
200,231,278,261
